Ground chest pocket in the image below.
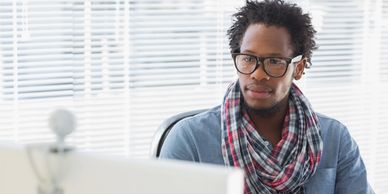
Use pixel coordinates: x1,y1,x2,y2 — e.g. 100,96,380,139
305,168,336,194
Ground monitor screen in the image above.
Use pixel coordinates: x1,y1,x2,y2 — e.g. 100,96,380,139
0,143,244,194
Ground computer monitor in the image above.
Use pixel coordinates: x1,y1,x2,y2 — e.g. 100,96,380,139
0,143,244,194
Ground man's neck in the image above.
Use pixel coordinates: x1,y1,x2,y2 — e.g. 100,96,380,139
246,98,289,146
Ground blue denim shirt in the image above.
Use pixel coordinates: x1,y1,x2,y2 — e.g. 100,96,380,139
160,106,374,194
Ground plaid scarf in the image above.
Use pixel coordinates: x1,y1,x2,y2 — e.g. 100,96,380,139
221,81,323,194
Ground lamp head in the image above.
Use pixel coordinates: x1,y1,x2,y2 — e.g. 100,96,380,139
49,109,76,141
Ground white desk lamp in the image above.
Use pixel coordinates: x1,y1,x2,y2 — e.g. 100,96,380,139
27,109,77,194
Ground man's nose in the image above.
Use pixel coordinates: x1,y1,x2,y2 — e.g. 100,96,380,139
249,64,270,81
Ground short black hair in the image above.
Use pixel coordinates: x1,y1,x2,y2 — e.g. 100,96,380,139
227,0,317,64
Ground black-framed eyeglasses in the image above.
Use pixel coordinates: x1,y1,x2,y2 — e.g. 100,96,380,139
231,53,303,78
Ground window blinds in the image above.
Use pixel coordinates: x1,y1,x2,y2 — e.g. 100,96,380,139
0,0,241,156
0,0,387,192
301,0,388,192
376,0,388,190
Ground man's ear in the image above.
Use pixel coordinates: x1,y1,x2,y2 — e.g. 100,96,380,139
294,58,306,80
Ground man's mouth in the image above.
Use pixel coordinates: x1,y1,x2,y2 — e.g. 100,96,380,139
245,85,272,99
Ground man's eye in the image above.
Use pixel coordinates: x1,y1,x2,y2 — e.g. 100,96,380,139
242,56,255,62
268,58,285,65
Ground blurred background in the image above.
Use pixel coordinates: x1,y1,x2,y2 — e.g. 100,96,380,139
0,0,387,192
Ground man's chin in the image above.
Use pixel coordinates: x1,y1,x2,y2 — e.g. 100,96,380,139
245,104,278,118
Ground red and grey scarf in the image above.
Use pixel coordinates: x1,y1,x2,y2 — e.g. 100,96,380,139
221,81,323,194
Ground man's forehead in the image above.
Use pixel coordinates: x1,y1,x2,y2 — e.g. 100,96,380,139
240,24,293,56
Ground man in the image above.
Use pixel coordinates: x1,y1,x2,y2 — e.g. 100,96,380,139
160,0,374,193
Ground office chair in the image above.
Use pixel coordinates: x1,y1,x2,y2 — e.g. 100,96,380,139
150,109,208,158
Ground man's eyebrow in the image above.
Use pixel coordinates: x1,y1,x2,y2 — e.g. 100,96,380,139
240,50,284,57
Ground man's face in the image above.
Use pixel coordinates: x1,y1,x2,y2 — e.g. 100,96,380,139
237,23,304,111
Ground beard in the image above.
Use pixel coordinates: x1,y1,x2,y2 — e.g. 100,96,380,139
242,95,289,118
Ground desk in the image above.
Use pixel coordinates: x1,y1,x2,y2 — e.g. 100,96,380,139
0,144,244,194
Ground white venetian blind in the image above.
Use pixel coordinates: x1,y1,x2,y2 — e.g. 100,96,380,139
377,0,388,190
0,0,241,157
0,0,387,192
0,0,133,155
300,0,388,192
126,0,241,156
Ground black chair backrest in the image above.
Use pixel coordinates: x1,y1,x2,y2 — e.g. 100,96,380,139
150,109,208,158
